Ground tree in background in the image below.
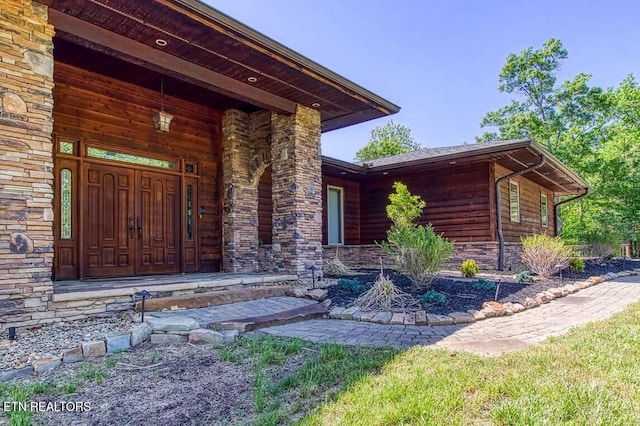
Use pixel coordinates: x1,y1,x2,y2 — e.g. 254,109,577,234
478,38,640,256
354,120,421,162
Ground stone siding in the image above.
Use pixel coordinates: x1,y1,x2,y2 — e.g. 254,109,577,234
270,105,323,275
0,0,55,329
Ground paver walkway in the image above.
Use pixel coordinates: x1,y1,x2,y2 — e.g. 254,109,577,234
260,276,640,355
147,296,317,327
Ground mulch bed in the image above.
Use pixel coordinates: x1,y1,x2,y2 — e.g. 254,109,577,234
326,259,640,316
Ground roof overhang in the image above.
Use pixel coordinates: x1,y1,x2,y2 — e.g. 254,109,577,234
40,0,399,132
322,139,589,195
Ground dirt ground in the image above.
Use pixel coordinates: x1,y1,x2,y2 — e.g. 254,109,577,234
34,343,259,426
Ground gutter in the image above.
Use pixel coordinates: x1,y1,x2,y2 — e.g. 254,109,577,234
495,154,546,271
554,188,589,235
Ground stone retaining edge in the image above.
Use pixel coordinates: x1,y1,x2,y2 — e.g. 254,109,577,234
327,270,640,326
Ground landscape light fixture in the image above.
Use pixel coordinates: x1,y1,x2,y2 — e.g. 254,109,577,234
153,77,173,133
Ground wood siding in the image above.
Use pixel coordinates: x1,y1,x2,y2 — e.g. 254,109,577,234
322,176,360,245
358,163,493,244
494,163,556,243
53,62,223,273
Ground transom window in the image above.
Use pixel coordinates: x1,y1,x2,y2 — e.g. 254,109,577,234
327,186,344,245
509,180,520,223
87,146,177,170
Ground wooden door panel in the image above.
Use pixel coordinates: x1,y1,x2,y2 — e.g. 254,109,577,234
137,171,181,274
83,164,135,277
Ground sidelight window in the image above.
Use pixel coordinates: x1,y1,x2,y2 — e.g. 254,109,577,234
541,193,549,227
60,168,72,239
509,180,520,223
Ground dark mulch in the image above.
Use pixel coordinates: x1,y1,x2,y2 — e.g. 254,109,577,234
326,259,640,316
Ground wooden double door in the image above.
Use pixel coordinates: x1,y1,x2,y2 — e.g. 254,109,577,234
84,163,181,277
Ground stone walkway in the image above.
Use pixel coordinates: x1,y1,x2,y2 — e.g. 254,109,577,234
260,276,640,355
147,296,317,327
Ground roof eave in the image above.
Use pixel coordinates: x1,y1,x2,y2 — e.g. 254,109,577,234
171,0,400,115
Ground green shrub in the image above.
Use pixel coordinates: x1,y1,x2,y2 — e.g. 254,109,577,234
380,182,453,288
460,259,479,277
521,234,574,278
336,278,364,292
514,270,533,283
418,290,447,305
472,278,496,291
569,257,586,273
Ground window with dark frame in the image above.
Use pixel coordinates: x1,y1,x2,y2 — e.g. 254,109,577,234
541,193,549,227
327,186,344,245
509,180,520,223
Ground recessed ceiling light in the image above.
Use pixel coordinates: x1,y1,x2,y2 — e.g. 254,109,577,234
312,102,320,108
155,39,168,47
247,76,258,83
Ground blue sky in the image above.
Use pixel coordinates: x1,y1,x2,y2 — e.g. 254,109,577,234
207,1,639,162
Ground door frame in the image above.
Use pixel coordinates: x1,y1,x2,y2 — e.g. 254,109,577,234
53,137,201,279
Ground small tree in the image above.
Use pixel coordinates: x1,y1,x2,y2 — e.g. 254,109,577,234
380,182,453,287
521,234,573,278
354,120,421,162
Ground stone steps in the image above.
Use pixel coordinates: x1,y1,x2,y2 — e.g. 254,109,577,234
135,285,293,312
208,303,328,332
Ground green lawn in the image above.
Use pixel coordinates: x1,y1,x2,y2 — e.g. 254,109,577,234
300,301,640,425
2,302,640,425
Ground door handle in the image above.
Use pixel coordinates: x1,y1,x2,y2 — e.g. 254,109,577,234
128,216,134,239
137,216,142,240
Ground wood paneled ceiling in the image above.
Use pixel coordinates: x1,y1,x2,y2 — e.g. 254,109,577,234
42,0,400,132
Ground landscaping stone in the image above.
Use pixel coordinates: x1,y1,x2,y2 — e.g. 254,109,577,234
130,323,152,347
82,340,106,358
106,333,132,353
467,309,485,321
220,330,240,343
329,307,345,319
372,311,392,324
543,290,556,300
523,297,539,309
287,288,307,298
352,310,367,321
502,303,515,315
588,276,604,284
576,281,590,289
548,288,564,298
535,293,550,304
427,314,454,326
150,333,188,345
305,289,328,301
189,329,225,346
510,303,525,313
563,284,579,294
146,316,199,332
404,312,416,325
359,311,378,322
1,366,33,382
338,306,359,320
32,357,61,374
448,312,474,324
482,301,505,316
389,313,404,325
321,298,332,308
62,346,83,364
415,310,427,325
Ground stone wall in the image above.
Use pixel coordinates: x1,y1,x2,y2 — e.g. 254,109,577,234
270,105,323,276
221,110,273,272
0,0,56,329
323,242,525,272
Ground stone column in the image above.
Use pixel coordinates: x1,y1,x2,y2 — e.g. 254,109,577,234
221,109,272,272
271,105,323,276
0,0,56,328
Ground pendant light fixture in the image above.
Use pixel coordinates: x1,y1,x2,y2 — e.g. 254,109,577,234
153,76,173,133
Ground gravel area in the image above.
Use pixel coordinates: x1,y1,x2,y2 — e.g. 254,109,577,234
1,316,133,372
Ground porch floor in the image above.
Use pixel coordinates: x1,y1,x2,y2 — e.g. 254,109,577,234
52,272,298,303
